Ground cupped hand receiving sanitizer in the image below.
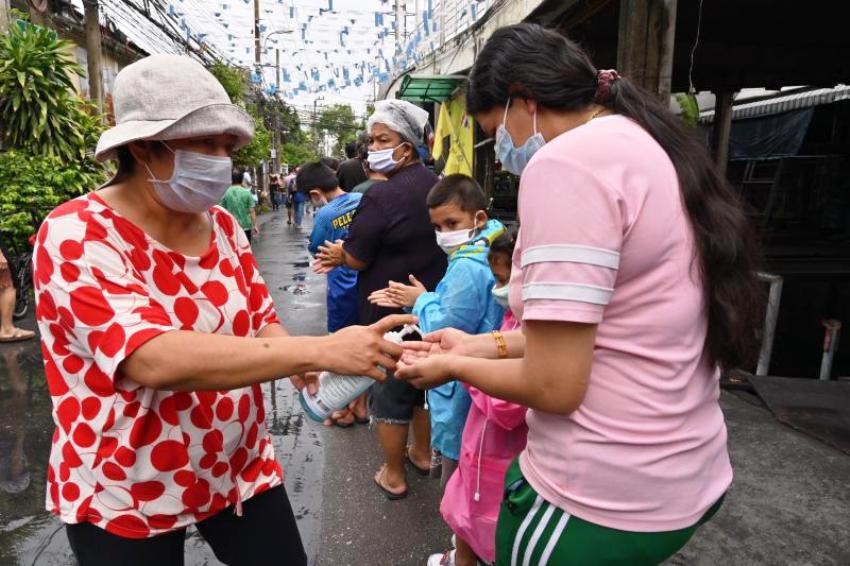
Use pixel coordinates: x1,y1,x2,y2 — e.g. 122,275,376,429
368,274,427,308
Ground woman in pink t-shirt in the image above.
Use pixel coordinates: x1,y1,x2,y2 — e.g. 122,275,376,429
399,23,764,565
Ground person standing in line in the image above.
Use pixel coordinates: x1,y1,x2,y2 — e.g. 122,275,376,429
351,159,386,194
291,170,308,228
427,229,527,566
316,99,446,500
337,139,368,191
303,162,368,427
220,171,259,243
369,175,506,494
284,167,298,225
269,174,282,212
398,23,764,565
0,239,35,343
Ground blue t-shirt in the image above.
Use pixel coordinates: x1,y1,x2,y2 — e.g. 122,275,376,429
309,192,363,332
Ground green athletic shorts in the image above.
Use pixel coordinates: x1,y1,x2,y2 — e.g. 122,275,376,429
496,459,724,566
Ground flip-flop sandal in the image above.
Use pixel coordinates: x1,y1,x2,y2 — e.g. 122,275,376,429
354,414,370,425
0,328,35,343
374,466,408,500
405,446,430,476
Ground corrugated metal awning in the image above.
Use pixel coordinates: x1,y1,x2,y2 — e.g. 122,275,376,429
699,85,850,124
398,75,467,102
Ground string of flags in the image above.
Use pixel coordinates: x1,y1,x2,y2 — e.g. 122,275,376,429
156,0,493,99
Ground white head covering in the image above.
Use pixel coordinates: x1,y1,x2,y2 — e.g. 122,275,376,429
367,99,429,146
95,55,254,162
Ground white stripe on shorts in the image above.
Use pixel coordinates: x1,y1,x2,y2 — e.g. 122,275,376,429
539,512,571,565
522,502,556,566
511,495,544,566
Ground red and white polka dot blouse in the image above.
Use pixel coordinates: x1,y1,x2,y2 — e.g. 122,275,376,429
34,193,283,539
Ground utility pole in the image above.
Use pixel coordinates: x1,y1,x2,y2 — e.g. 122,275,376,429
253,0,261,68
1,0,11,35
313,98,319,153
312,96,324,154
394,0,403,55
83,0,105,115
439,0,446,46
253,0,267,197
274,48,280,174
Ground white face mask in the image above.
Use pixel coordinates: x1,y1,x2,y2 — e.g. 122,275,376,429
434,214,485,255
367,143,405,174
145,143,233,214
491,284,510,308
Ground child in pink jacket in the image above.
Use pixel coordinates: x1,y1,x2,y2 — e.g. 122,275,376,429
429,230,528,566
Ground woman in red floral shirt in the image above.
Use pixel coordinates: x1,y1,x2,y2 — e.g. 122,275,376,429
33,54,409,566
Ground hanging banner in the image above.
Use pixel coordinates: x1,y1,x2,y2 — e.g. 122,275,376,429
433,95,475,177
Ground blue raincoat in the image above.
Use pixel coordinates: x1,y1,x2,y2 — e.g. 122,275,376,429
309,192,363,332
412,220,506,461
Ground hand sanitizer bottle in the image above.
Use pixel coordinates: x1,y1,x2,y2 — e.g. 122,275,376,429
299,324,422,422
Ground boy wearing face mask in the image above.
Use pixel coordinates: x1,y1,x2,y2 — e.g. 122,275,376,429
428,229,528,566
369,174,505,490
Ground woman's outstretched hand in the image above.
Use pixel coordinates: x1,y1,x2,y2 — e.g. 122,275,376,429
399,327,472,364
324,314,417,381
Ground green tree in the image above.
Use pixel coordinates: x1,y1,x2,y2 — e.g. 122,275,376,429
0,150,104,248
0,18,101,161
233,111,272,170
280,141,317,169
317,104,359,156
207,61,248,104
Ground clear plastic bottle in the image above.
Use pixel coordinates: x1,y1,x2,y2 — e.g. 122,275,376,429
299,324,422,422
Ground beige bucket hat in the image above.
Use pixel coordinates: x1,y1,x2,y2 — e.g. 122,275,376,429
95,54,254,162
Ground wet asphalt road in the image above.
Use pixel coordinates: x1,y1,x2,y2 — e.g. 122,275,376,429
0,209,447,566
6,208,848,565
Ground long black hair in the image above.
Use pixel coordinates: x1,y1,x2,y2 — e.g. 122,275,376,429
467,23,764,371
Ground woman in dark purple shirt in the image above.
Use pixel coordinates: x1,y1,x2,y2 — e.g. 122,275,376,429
317,100,446,499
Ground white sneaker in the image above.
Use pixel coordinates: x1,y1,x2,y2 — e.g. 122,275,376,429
427,549,456,566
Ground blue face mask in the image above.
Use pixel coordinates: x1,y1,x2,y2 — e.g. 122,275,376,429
494,98,545,176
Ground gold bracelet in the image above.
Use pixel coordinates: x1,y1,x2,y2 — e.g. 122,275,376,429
491,330,508,359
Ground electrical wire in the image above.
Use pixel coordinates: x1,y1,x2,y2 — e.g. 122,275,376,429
688,0,704,95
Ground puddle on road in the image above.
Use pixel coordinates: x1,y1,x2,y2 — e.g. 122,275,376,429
280,284,311,295
0,342,73,566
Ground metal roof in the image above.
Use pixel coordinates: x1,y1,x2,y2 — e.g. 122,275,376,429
700,86,850,124
398,75,467,103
